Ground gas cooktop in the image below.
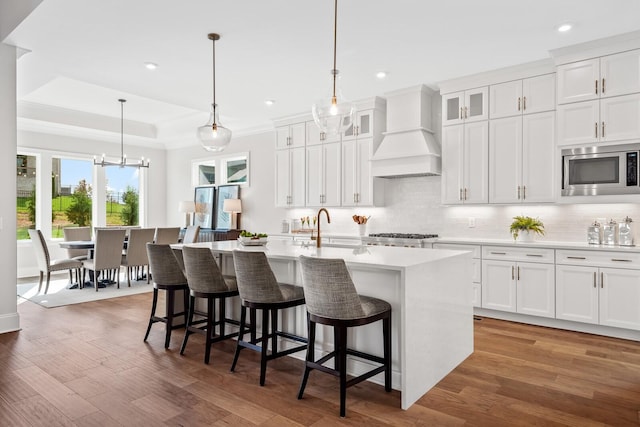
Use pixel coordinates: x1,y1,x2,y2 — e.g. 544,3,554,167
368,233,439,239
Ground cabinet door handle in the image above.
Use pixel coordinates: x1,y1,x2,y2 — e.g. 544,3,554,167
611,258,633,262
593,272,597,288
567,256,586,260
523,96,526,110
517,266,520,281
602,122,605,138
601,272,604,288
518,97,521,111
602,78,605,94
459,188,463,201
517,185,521,199
460,107,463,120
523,185,526,200
526,254,543,257
464,188,468,200
595,122,598,138
465,106,468,119
595,79,598,95
512,265,515,280
491,251,507,255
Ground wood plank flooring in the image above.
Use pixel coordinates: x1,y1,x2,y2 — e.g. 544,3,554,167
2,294,640,426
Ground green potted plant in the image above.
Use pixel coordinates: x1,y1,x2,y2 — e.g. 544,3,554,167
510,216,545,241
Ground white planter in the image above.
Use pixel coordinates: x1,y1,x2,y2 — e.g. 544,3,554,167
517,230,534,242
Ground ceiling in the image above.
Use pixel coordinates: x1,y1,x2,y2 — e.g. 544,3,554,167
5,0,640,148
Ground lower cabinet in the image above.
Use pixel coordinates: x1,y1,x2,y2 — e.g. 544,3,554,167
556,263,640,331
481,246,555,318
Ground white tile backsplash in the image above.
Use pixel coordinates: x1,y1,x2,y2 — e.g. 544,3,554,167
290,176,640,243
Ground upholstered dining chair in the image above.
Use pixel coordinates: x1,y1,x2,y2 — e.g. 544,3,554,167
145,243,190,349
297,255,392,418
180,245,240,364
182,225,201,244
121,228,156,287
82,228,126,291
231,250,307,386
154,227,181,244
28,229,82,294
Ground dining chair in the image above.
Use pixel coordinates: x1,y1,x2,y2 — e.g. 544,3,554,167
28,229,82,294
230,250,307,386
121,228,155,286
297,255,392,417
145,243,190,348
154,227,181,244
182,225,201,244
180,245,239,364
62,226,91,284
82,228,127,291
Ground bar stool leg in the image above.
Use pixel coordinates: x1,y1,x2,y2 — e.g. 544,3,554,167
231,305,247,372
297,314,315,399
219,297,226,337
204,296,215,364
337,325,348,418
259,308,269,386
165,289,175,349
384,315,392,391
180,295,196,355
144,288,159,342
271,308,278,355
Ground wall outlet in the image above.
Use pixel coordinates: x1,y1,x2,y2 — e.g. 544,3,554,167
468,217,476,228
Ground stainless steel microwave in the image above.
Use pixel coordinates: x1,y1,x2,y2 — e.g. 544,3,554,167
562,144,640,196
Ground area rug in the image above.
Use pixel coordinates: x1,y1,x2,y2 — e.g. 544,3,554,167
17,275,153,308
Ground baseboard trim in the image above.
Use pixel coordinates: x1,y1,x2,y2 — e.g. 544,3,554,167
0,312,20,334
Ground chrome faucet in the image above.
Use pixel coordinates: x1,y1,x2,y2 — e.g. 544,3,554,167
316,208,331,248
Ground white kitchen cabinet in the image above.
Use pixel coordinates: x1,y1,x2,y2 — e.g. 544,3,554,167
342,138,380,206
441,121,489,204
489,111,555,203
555,250,640,331
275,122,305,149
306,142,341,206
557,50,640,104
489,74,555,119
275,147,305,207
343,110,374,140
306,120,340,146
557,93,640,145
433,243,482,307
442,87,488,126
482,246,555,318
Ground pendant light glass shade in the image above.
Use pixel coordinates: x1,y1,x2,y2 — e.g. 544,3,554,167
311,0,355,137
198,103,232,152
198,33,232,152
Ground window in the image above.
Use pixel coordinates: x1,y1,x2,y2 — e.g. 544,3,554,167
52,158,93,238
17,155,37,240
192,152,249,187
106,167,140,226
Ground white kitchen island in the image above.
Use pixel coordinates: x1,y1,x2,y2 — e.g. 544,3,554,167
178,240,473,410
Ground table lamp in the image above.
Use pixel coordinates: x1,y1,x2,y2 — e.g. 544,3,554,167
223,198,242,230
178,200,196,228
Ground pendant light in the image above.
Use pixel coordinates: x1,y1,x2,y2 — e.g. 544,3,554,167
311,0,355,137
197,33,232,152
94,99,150,168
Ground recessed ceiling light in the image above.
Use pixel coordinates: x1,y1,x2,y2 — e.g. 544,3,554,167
376,71,387,79
264,99,275,106
144,62,158,70
557,23,572,33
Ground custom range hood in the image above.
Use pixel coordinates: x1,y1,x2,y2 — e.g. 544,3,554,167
371,85,441,178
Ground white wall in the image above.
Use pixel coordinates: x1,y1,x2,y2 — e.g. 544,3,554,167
0,43,19,333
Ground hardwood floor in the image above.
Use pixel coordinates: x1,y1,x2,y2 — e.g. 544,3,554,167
2,294,640,426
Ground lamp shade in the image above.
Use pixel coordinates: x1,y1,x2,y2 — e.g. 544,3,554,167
178,200,196,213
223,198,242,213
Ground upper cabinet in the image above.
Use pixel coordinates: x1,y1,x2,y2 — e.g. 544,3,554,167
489,74,555,119
342,110,374,140
557,49,640,104
442,87,488,126
306,121,340,146
275,122,306,149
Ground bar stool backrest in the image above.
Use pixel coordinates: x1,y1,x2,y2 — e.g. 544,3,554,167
232,250,284,303
146,243,186,285
182,246,231,293
299,255,365,320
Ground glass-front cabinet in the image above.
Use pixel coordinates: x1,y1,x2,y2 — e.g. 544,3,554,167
442,87,488,126
343,110,373,140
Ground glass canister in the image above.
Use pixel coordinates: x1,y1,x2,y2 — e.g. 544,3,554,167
281,219,290,233
602,219,617,245
618,216,634,246
587,221,601,245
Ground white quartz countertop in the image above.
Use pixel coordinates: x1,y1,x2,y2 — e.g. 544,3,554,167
178,239,468,271
436,237,640,252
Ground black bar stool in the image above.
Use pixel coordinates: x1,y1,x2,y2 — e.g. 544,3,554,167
180,245,240,364
230,250,307,386
298,255,392,417
144,243,189,348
